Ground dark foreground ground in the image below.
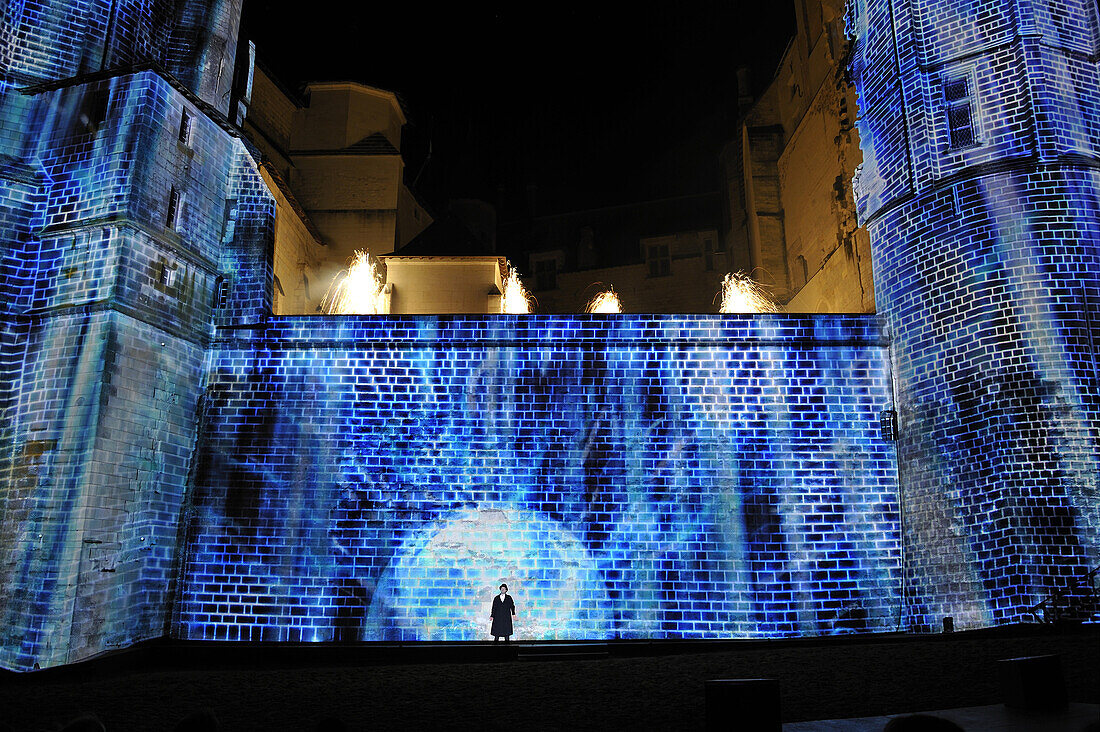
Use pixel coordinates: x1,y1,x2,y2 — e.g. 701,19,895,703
1,624,1097,731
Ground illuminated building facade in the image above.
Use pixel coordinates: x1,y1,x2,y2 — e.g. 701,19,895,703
0,0,271,670
722,0,873,314
0,0,1095,672
848,0,1100,628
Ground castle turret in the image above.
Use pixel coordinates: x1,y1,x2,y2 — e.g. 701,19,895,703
0,0,271,670
0,0,243,114
848,0,1100,629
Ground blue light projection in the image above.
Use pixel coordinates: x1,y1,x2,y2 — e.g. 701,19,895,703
0,1,265,671
849,0,1100,630
1,0,1095,674
173,316,903,643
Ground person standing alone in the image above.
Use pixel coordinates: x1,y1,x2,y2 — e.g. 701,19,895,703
491,584,516,642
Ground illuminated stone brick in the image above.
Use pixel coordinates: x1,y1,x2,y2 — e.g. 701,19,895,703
849,0,1100,630
174,315,902,643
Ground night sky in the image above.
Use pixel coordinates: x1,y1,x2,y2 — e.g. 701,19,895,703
242,1,797,219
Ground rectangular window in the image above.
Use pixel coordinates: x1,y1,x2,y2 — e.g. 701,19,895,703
166,187,182,230
78,87,110,135
534,257,557,291
944,75,977,149
647,243,671,277
178,108,193,146
214,277,230,309
157,261,177,288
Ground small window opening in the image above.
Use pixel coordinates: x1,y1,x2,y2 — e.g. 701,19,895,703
944,75,977,149
166,187,182,230
78,87,110,135
178,108,193,146
533,257,558,291
213,277,229,309
155,260,177,288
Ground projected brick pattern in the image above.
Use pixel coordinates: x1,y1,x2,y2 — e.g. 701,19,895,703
849,1,1100,630
176,315,903,642
0,57,276,669
1,0,242,115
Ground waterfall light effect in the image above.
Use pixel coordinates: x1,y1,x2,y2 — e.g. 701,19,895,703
718,272,779,313
500,266,532,314
322,250,387,314
586,288,622,314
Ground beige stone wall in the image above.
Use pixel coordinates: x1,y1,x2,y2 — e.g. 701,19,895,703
728,0,871,313
785,227,874,313
310,210,398,263
289,156,402,211
290,83,404,151
534,260,731,315
243,73,428,277
261,167,326,315
397,184,432,249
383,258,505,314
243,65,296,177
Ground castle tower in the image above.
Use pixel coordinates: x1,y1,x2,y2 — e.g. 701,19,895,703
0,1,272,669
848,0,1100,628
0,0,242,112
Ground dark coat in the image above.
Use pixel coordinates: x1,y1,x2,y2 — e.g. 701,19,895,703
490,594,515,637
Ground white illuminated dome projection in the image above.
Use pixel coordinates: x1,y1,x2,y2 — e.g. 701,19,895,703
367,507,614,640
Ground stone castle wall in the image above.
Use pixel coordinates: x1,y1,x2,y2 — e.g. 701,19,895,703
849,0,1100,629
174,315,903,642
0,61,276,670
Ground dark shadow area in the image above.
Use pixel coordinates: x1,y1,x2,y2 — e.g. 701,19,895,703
1,624,1096,731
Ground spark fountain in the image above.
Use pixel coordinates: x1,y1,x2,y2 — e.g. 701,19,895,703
718,272,779,314
321,251,388,315
500,266,532,314
585,288,622,313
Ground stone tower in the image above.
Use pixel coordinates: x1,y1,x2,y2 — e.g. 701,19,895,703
0,0,272,670
848,0,1100,629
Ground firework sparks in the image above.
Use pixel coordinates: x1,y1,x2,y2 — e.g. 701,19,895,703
718,272,779,313
322,250,388,314
586,288,622,314
500,266,532,314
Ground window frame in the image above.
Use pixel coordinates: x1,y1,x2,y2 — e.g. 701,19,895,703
943,68,982,151
646,243,671,278
166,187,183,230
178,108,194,147
531,255,559,292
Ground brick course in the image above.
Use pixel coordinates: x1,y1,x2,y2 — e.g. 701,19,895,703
174,315,902,642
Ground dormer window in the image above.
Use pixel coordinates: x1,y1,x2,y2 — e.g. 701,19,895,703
533,256,558,291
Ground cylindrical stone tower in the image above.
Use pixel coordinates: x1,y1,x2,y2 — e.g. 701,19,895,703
848,0,1100,629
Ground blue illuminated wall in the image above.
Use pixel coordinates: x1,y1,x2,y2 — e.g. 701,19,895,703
4,0,1096,674
173,315,902,642
849,0,1100,630
0,0,242,115
0,1,269,670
